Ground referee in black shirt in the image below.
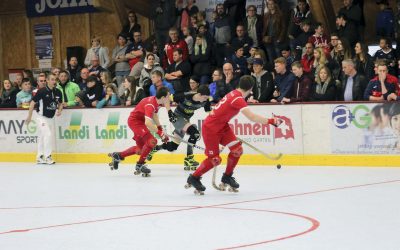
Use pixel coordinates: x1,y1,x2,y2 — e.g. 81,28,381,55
26,73,63,164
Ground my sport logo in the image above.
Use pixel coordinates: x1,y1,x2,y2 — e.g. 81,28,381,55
0,119,37,143
332,105,370,129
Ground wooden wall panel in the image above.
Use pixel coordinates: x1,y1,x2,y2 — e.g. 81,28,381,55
0,0,25,14
90,12,120,60
1,15,27,78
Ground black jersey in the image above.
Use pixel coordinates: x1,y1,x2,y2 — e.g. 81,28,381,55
32,86,62,118
173,92,211,120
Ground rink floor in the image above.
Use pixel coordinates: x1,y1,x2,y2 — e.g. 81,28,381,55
0,163,399,250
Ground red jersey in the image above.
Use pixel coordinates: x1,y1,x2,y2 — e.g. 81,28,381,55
204,90,247,132
129,96,160,123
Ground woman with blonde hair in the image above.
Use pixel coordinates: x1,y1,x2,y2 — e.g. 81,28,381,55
310,66,337,101
84,36,110,68
120,76,145,106
312,47,327,77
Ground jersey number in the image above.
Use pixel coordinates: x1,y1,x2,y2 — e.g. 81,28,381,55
214,96,228,110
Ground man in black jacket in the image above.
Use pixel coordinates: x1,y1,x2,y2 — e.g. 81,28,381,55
250,58,274,103
338,59,368,101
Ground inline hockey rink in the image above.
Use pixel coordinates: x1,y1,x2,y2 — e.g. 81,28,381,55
1,162,399,250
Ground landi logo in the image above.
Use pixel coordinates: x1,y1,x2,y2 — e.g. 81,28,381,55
0,119,38,143
196,115,295,140
58,112,89,140
332,105,370,129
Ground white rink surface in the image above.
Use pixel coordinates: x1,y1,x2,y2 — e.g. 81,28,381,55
0,163,400,250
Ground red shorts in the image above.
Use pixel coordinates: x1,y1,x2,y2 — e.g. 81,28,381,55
202,123,237,157
128,117,152,148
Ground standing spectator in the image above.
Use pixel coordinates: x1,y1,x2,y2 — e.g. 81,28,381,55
231,24,253,57
336,14,358,48
153,0,176,51
250,58,274,103
214,3,234,67
338,59,368,101
75,76,103,107
308,22,330,54
0,79,18,108
293,20,313,60
139,53,164,93
301,42,315,74
16,78,32,108
57,70,80,108
77,68,89,90
33,74,47,96
51,67,61,81
354,42,374,81
190,34,212,85
84,36,110,68
25,73,63,164
224,0,246,28
96,84,120,108
196,11,209,31
243,5,263,48
120,76,145,106
125,31,144,70
182,26,194,55
163,27,189,67
120,11,141,42
214,62,239,102
310,66,338,101
23,70,35,87
282,61,313,103
149,70,175,96
13,73,23,89
177,0,199,31
288,0,313,42
112,33,130,90
209,69,223,101
262,0,286,63
67,56,82,83
376,2,394,38
165,48,191,93
88,56,106,79
208,11,217,38
364,62,396,101
271,57,296,103
338,0,363,39
373,37,397,76
230,44,248,76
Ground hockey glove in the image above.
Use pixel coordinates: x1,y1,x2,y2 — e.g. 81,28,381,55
168,110,178,123
267,117,283,127
157,125,169,143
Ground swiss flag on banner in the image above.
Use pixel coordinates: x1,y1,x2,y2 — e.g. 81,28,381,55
273,115,295,140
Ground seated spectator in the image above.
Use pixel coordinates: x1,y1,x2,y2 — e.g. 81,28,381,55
32,74,47,96
111,33,130,89
84,36,110,68
364,62,397,101
230,44,249,76
231,24,253,57
189,75,200,93
243,5,263,48
165,48,191,93
312,47,328,77
293,20,313,60
281,46,295,72
77,68,89,90
149,70,175,96
308,22,330,54
197,11,209,31
96,84,120,108
250,58,274,103
23,69,35,87
0,79,18,108
338,59,368,101
288,0,313,42
336,13,358,48
282,61,313,103
16,78,32,108
139,53,164,93
354,42,374,81
51,67,61,81
209,69,223,101
75,76,103,107
57,70,80,107
67,56,82,83
310,66,337,101
373,37,397,76
125,31,144,70
100,71,116,96
182,26,194,55
88,56,106,79
120,76,145,106
214,62,240,102
120,10,141,42
163,27,189,67
371,60,400,97
13,73,23,89
190,34,211,84
271,57,296,103
301,42,315,74
189,14,198,35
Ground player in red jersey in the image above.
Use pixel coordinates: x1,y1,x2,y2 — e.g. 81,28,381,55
108,87,170,176
185,75,282,194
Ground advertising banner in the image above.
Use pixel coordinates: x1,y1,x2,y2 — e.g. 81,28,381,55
34,24,53,59
26,0,96,18
330,103,400,154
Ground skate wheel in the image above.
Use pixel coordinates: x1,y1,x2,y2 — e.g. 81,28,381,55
228,187,239,193
184,183,192,189
108,153,112,157
190,167,197,171
108,162,113,166
184,166,190,171
142,173,150,177
134,171,140,175
194,190,204,195
219,183,227,191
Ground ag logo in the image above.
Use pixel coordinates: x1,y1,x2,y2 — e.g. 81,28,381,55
332,105,370,129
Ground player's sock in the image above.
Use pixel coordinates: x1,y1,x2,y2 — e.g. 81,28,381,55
120,146,140,158
193,155,221,177
225,143,243,175
138,144,154,163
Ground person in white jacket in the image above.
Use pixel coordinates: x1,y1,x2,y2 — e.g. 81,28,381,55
85,36,110,68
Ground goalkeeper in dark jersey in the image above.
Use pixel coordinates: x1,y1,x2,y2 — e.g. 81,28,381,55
161,77,211,170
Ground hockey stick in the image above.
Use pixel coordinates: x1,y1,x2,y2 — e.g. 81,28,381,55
166,133,206,151
236,138,283,161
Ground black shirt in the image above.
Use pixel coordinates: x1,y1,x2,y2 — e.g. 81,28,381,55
33,86,62,118
166,60,191,92
173,92,211,120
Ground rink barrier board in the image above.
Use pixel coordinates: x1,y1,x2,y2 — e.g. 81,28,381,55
1,153,400,167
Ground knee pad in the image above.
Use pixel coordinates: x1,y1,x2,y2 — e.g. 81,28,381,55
187,125,200,144
145,136,157,148
162,141,179,152
230,142,243,158
208,155,222,166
